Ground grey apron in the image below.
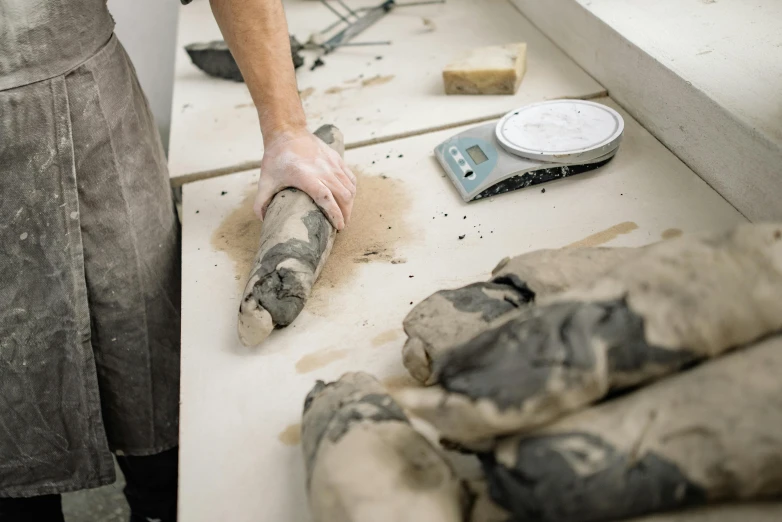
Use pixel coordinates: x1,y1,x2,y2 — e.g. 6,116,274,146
0,0,181,497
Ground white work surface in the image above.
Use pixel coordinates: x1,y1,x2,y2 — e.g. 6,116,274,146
509,0,782,221
168,0,605,183
179,98,745,521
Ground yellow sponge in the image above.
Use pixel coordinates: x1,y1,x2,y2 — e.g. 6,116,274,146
443,43,527,95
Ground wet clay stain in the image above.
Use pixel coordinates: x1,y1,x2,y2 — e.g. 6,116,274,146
372,329,402,347
299,87,315,100
211,187,261,290
211,168,411,304
661,228,683,240
278,423,301,446
295,348,350,374
565,221,639,248
362,74,395,87
382,374,423,391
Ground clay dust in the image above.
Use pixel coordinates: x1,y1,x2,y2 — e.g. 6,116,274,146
211,168,411,301
278,423,302,446
211,187,261,291
565,221,639,248
295,347,350,374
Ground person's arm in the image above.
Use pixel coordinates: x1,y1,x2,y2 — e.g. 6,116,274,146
209,0,356,230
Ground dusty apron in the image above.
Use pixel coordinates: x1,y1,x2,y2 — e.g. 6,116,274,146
0,0,181,497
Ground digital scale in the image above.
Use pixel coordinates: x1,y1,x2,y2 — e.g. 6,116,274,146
435,100,625,202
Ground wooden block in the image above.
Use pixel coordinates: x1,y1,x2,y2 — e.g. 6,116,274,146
443,43,527,95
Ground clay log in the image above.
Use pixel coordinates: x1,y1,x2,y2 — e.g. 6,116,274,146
237,125,344,346
397,224,782,444
301,372,467,522
403,247,637,384
185,36,304,82
481,335,782,522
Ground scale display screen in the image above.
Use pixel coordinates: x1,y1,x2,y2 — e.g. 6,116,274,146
466,145,488,165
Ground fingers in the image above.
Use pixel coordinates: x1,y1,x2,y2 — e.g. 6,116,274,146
319,169,355,226
253,179,277,221
300,178,346,230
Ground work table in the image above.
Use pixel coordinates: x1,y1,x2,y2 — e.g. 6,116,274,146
178,98,746,521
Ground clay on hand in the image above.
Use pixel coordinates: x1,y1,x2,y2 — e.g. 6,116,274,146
481,334,782,522
397,224,782,444
300,372,468,522
402,247,638,384
237,125,344,347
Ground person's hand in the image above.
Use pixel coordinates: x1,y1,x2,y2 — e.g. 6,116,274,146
255,128,357,230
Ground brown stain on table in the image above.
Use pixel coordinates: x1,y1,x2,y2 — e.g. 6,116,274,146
661,228,683,240
211,168,411,310
325,75,395,95
372,329,402,347
308,168,412,313
299,87,315,100
295,348,350,374
278,423,301,446
565,221,639,248
362,74,395,87
210,187,260,291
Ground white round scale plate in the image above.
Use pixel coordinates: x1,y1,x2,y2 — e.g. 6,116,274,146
495,99,624,163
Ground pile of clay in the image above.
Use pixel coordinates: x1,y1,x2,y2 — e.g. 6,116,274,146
299,223,782,522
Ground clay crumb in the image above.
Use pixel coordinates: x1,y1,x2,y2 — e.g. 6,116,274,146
221,191,227,196
375,56,383,60
278,423,301,446
310,57,325,71
775,230,782,240
459,235,465,240
541,188,546,193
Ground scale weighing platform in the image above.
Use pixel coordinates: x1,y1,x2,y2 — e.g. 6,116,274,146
435,100,625,202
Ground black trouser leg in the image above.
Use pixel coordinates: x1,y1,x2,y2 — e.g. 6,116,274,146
0,494,65,522
116,447,178,522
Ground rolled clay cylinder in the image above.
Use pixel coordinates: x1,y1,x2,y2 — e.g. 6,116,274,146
397,223,782,443
481,335,782,522
403,247,637,384
237,125,344,347
300,372,467,522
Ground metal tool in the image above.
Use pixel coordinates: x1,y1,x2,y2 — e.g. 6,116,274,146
435,100,625,202
310,0,445,53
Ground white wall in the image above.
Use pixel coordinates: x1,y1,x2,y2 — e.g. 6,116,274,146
108,0,180,153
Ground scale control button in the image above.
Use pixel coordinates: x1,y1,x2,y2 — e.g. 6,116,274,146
450,147,459,155
458,159,466,166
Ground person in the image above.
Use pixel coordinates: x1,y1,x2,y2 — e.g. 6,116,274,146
0,0,356,520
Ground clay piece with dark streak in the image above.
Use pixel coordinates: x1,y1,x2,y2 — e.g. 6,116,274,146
301,372,467,522
482,335,782,522
237,125,343,346
397,223,782,444
185,36,304,82
402,247,637,384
